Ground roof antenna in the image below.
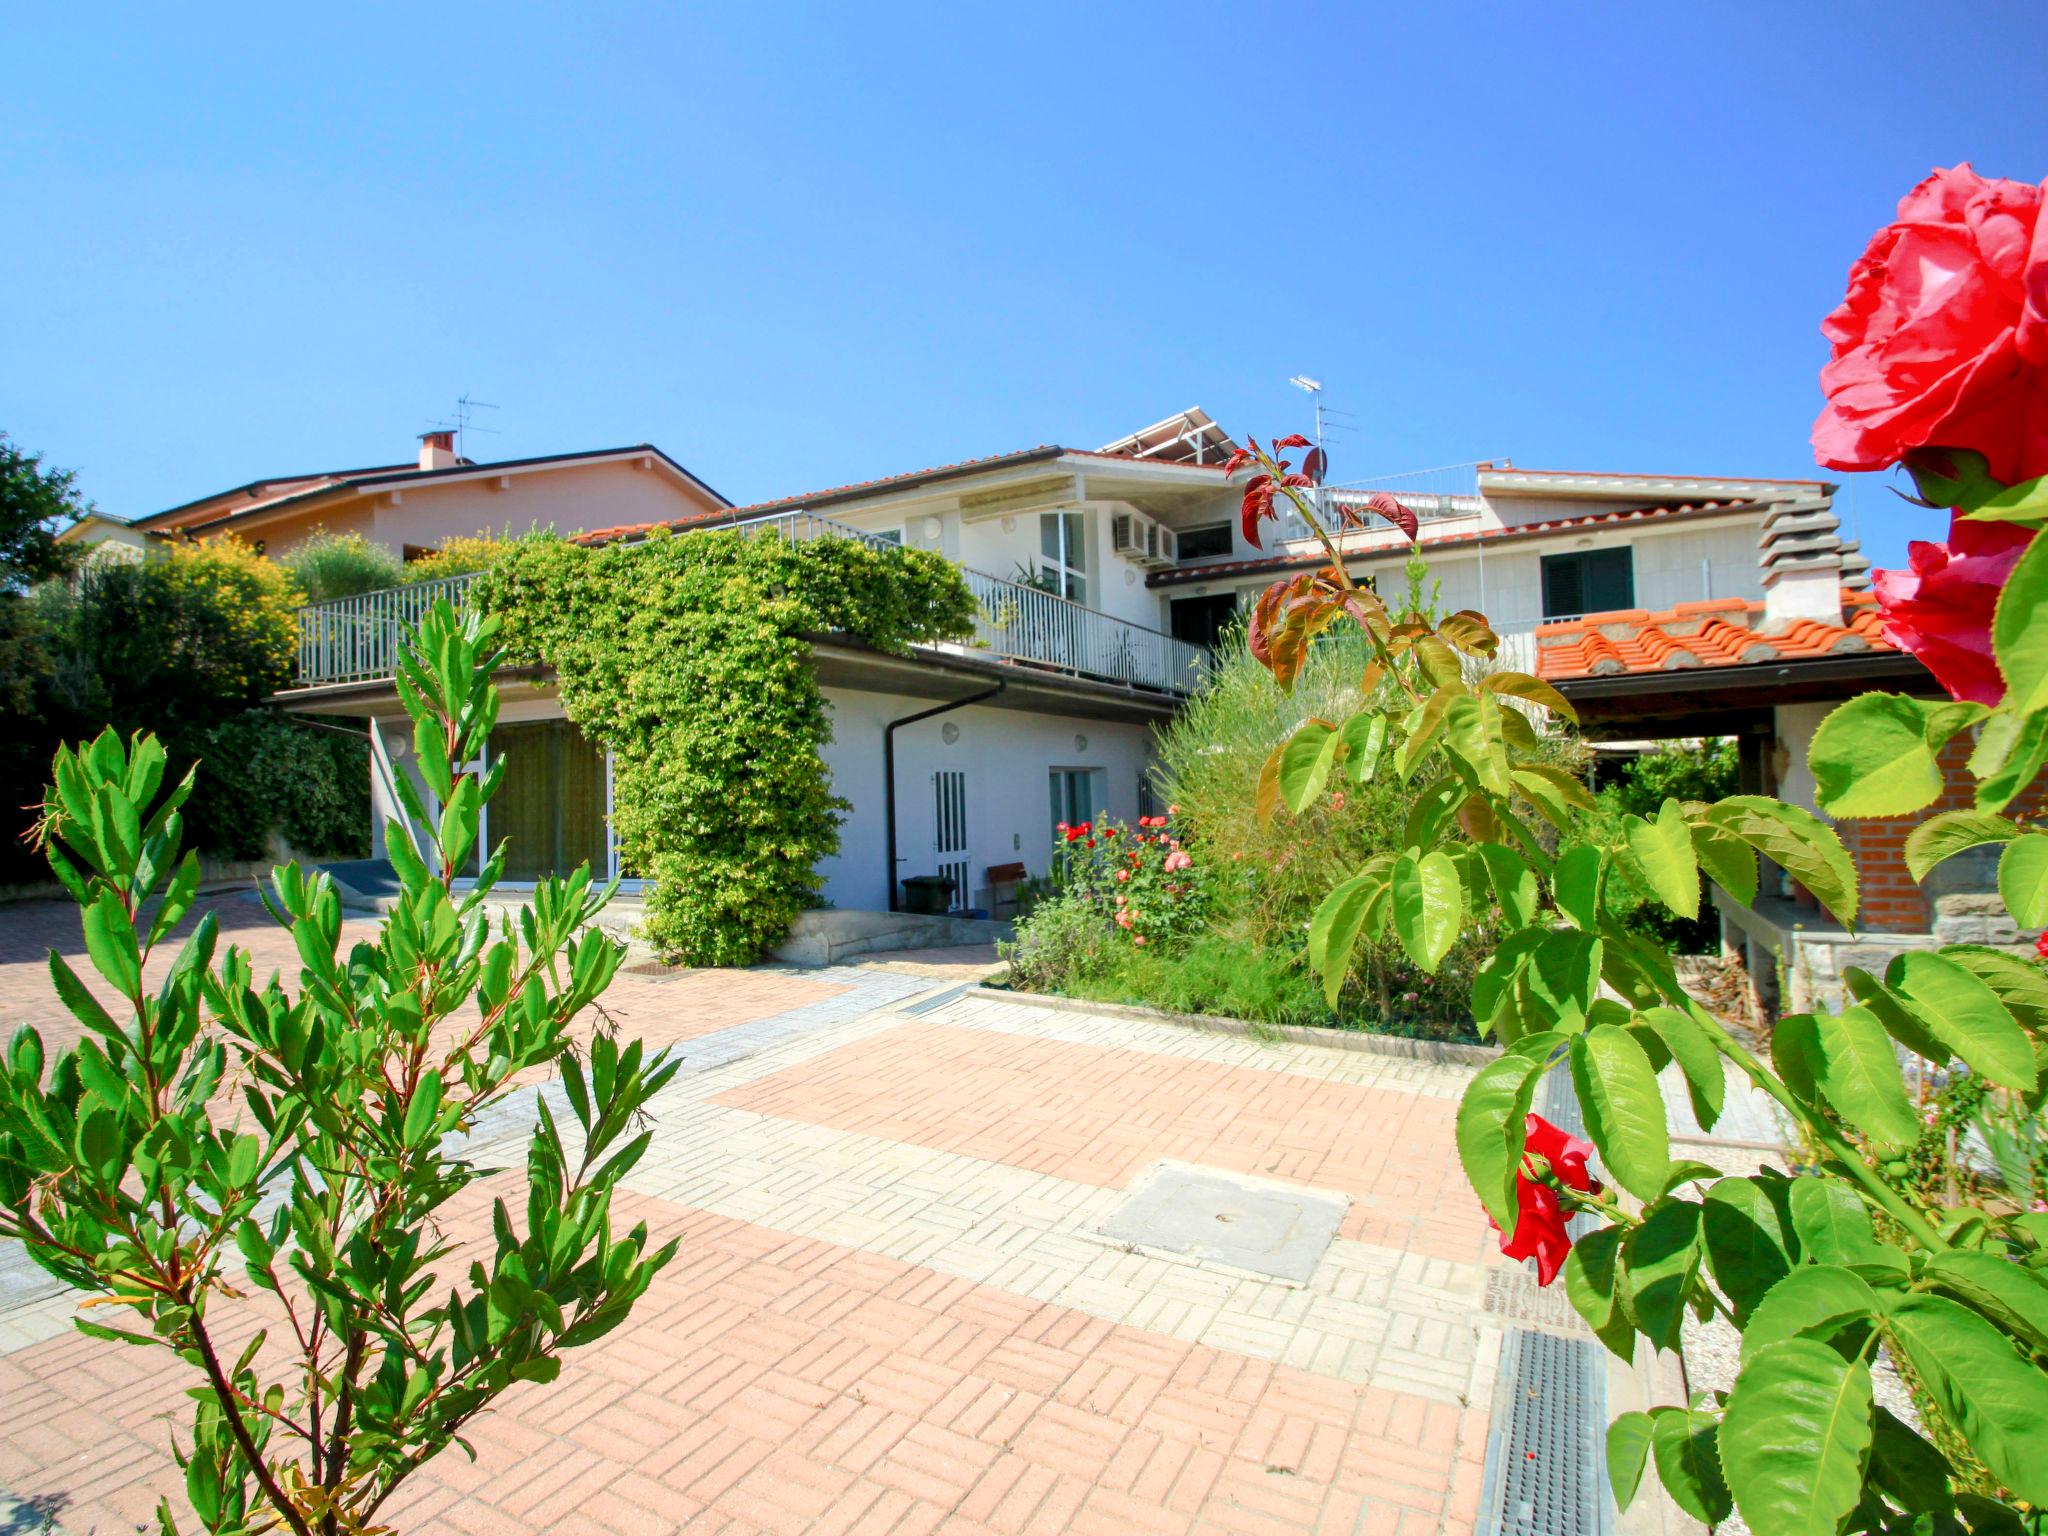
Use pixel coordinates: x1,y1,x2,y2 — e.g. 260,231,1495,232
452,395,499,460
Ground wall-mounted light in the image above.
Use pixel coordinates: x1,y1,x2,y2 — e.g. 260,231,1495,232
923,516,942,539
1001,515,1016,533
941,722,960,745
1074,733,1088,752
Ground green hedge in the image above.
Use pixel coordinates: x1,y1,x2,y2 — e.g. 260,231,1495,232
479,529,977,963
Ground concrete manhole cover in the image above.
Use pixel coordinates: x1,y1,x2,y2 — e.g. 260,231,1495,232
1097,1163,1347,1283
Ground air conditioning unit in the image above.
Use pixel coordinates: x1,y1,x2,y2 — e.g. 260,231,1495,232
1111,510,1179,570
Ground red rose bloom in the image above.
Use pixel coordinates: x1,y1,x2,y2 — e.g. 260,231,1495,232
1813,164,2048,487
2035,929,2048,960
1872,512,2033,704
1490,1113,1598,1287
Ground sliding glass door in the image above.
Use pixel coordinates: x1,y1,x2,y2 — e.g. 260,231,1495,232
485,720,610,883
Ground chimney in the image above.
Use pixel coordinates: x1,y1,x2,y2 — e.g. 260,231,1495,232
418,429,458,471
1758,498,1846,630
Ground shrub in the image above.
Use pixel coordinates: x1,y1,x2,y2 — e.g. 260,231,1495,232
180,711,371,862
1050,810,1209,949
479,527,978,964
0,603,676,1535
4,537,321,883
403,529,538,583
1000,890,1116,993
1153,620,1571,1030
279,528,404,600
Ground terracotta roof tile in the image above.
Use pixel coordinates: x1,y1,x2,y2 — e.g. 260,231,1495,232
1534,590,1893,680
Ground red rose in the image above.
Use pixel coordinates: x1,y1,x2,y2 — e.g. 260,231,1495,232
1872,512,2033,704
2035,929,2048,960
1813,164,2048,487
1489,1114,1598,1287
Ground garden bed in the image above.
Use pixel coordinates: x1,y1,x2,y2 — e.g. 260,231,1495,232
967,980,1500,1064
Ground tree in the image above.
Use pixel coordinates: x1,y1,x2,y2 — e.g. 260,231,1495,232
0,432,87,590
0,601,677,1535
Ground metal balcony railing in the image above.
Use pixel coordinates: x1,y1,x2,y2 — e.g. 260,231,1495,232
290,513,1210,696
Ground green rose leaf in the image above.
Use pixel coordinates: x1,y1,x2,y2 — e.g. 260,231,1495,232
1787,1177,1884,1267
1622,1197,1702,1352
1704,796,1858,929
1904,809,2019,883
1997,832,2048,928
1690,818,1758,908
1885,1294,2048,1505
1308,870,1380,1009
1635,1006,1724,1132
1622,798,1700,919
1811,1004,1920,1151
1277,718,1341,814
1889,951,2038,1091
1476,842,1538,930
1740,1264,1884,1360
1702,1175,1797,1322
1650,1408,1733,1527
1842,965,1946,1062
1719,1338,1874,1536
1920,1251,2048,1356
1390,849,1462,974
1971,708,2048,815
1564,1225,1635,1363
1551,842,1604,930
1942,943,2048,1034
1569,1025,1669,1200
1454,1033,1562,1233
1869,1406,1953,1517
1605,1411,1655,1512
1338,711,1387,786
1809,693,1957,818
1992,518,2048,717
1959,472,2048,527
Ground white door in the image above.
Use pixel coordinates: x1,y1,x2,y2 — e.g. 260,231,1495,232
934,769,969,912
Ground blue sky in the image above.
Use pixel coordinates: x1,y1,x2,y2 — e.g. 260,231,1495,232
3,2,2042,570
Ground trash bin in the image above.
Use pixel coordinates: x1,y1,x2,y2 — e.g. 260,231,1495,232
899,874,957,915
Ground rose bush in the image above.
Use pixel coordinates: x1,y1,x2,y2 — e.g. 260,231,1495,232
1230,393,2048,1530
1051,811,1210,949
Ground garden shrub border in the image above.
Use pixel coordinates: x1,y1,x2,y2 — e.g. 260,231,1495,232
478,527,977,964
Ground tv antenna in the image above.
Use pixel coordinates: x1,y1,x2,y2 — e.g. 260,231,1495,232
425,395,500,459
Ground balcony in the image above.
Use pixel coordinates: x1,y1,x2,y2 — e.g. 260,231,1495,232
291,511,1211,697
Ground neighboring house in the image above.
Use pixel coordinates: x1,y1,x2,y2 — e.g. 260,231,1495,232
151,410,1859,928
54,511,154,560
1534,513,2044,1014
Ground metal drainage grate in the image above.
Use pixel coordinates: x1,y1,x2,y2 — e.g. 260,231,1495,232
621,959,695,981
1485,1266,1592,1336
899,981,976,1016
1479,1328,1611,1536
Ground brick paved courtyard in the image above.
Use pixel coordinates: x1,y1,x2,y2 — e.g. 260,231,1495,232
0,890,1510,1535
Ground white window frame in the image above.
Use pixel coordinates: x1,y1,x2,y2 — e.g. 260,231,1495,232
1038,510,1088,603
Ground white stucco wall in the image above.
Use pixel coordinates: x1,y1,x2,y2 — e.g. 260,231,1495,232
367,678,1158,912
816,684,1158,911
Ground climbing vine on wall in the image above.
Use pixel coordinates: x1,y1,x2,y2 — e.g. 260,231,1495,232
478,529,978,964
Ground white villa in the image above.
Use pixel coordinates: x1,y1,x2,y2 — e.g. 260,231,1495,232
91,411,1874,927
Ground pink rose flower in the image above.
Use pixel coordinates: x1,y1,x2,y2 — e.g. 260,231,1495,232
1873,512,2033,703
1813,164,2048,487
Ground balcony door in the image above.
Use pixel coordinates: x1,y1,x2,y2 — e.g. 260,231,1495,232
485,720,610,884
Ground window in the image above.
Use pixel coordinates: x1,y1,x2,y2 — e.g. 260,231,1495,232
1038,511,1087,603
1176,523,1233,561
1541,548,1634,619
1170,593,1240,649
1049,768,1098,834
872,528,903,546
